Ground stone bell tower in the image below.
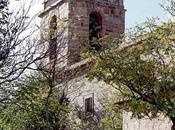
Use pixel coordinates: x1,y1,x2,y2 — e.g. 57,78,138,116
39,0,125,127
39,0,125,66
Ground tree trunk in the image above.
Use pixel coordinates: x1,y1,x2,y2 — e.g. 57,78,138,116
171,116,175,130
172,123,175,130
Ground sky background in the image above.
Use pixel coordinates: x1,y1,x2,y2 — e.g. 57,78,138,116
10,0,169,29
124,0,168,29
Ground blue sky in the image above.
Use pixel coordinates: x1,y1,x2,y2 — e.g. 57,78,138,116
32,0,168,29
10,0,169,29
124,0,168,29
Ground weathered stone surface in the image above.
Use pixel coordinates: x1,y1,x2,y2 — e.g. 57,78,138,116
39,0,125,65
123,111,172,130
66,75,116,111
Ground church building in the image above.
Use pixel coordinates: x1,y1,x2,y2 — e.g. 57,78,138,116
39,0,172,130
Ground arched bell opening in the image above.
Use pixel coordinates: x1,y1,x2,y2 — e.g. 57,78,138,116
89,12,102,51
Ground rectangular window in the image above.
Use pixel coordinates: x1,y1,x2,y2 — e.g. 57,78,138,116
85,97,94,113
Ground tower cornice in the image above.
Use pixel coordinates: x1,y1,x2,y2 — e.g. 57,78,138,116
39,0,65,17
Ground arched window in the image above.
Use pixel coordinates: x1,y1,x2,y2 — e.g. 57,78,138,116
50,15,57,34
49,15,57,60
89,12,102,51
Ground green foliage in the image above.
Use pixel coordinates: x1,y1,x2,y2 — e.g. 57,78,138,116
0,73,70,130
69,96,122,130
100,96,122,130
87,20,175,123
69,105,100,130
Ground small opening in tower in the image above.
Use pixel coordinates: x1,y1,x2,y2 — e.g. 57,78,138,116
89,12,102,51
49,15,57,35
85,97,94,113
49,15,57,60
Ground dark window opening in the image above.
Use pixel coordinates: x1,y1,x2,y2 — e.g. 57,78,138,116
116,0,120,5
89,12,102,51
111,9,115,14
85,97,94,113
49,15,57,60
49,38,57,60
50,15,57,31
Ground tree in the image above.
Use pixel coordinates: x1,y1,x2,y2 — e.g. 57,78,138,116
100,96,122,130
0,0,46,104
1,1,123,130
69,95,122,130
0,73,70,130
87,18,175,130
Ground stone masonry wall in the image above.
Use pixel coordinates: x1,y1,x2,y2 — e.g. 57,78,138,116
123,111,172,130
69,0,125,36
67,0,125,64
40,0,125,65
65,75,116,112
39,1,70,68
